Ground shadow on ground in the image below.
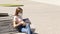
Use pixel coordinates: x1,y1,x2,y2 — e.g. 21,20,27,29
31,28,38,34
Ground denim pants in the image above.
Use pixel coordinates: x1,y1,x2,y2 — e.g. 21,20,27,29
18,23,32,34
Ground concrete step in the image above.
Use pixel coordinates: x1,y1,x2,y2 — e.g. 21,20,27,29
1,33,26,34
0,16,12,21
0,13,9,17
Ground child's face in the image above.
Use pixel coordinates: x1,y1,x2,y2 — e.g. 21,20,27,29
18,13,22,16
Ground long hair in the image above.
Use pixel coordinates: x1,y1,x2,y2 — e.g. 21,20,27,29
15,7,23,16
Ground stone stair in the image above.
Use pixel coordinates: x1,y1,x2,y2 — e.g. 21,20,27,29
1,33,25,34
0,15,26,34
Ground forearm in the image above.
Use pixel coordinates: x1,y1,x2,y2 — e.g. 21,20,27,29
13,22,22,28
13,21,16,28
13,21,26,28
16,21,26,26
16,22,22,27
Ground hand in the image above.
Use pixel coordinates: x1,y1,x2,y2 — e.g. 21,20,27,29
22,23,26,26
13,24,16,28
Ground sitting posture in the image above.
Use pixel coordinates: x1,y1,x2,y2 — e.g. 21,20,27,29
13,7,32,34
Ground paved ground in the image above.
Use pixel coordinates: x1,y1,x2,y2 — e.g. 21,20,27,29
0,0,60,34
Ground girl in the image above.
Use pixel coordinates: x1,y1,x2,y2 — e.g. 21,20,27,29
13,7,32,34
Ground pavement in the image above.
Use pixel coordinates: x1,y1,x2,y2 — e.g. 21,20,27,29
0,0,60,34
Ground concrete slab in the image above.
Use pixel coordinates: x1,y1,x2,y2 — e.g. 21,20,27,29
0,0,60,34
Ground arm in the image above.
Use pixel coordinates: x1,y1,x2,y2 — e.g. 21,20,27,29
13,16,26,28
13,21,16,28
12,16,22,28
13,21,22,28
13,21,26,28
15,20,26,26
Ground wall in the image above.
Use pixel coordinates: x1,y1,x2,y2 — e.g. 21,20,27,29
0,0,20,4
0,0,21,16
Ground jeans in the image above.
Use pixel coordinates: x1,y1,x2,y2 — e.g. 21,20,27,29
19,23,32,34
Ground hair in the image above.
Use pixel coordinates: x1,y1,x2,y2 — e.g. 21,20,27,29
15,7,23,16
